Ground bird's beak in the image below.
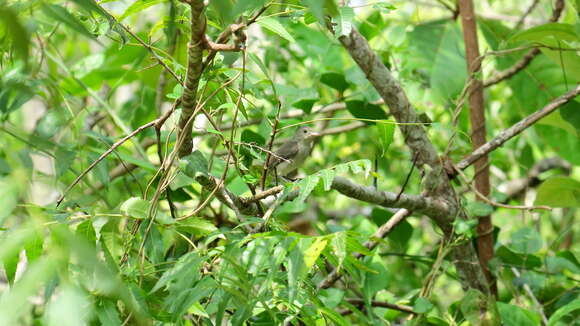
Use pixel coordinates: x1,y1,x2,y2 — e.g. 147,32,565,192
311,131,321,138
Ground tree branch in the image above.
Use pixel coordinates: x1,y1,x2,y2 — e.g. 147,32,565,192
177,0,206,158
319,209,412,289
500,157,571,200
484,0,564,87
456,84,580,171
459,0,495,295
333,25,490,294
331,177,448,217
342,298,415,315
336,28,440,172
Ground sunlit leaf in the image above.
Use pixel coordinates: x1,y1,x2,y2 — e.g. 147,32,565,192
120,197,150,220
41,4,95,38
257,17,296,43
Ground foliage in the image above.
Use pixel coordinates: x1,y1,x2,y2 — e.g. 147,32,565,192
0,0,579,325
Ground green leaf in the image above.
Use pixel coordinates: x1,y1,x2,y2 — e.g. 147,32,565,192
348,159,372,177
297,175,320,203
2,249,18,285
335,6,354,36
287,240,305,303
320,72,350,93
120,0,165,21
0,7,30,62
413,297,434,314
180,150,209,177
509,228,543,254
376,122,394,157
176,218,217,236
466,201,493,217
319,169,336,191
120,197,150,220
0,258,56,325
41,4,95,38
535,176,580,207
151,251,203,293
548,299,580,326
497,302,540,326
510,23,580,80
0,177,19,226
331,232,347,270
363,254,389,299
96,299,122,326
560,101,580,132
241,129,266,146
292,98,317,113
320,288,344,309
302,0,339,24
453,218,478,237
510,23,577,44
76,220,96,243
495,245,542,269
346,100,388,122
373,3,397,12
545,256,580,274
257,17,296,43
54,147,76,178
460,289,493,325
407,21,467,105
319,306,350,326
24,230,43,263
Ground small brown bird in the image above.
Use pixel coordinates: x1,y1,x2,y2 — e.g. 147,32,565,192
268,126,319,177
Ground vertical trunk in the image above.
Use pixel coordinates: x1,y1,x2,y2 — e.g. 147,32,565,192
177,1,206,158
459,0,497,296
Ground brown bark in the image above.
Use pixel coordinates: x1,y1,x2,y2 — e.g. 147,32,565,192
335,26,490,295
177,1,206,158
459,0,496,296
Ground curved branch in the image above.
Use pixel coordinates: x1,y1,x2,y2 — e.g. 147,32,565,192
484,0,565,87
330,177,449,216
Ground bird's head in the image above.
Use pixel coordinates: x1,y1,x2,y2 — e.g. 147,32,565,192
295,126,320,141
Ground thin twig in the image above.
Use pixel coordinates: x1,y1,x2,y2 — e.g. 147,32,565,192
343,298,415,315
318,209,412,289
511,267,549,325
514,0,541,30
453,164,552,211
261,103,283,190
56,106,176,207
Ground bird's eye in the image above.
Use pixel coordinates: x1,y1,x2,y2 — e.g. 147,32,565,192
303,130,307,133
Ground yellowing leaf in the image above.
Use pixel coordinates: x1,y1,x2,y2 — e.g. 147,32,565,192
303,237,328,269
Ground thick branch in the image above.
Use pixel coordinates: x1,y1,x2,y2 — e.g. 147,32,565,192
334,25,489,294
457,85,580,171
177,1,206,158
337,28,440,170
331,177,449,217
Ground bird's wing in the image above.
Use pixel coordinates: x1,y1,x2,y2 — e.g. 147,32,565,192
268,140,299,168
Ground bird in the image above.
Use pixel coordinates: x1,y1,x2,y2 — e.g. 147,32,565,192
267,126,319,177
